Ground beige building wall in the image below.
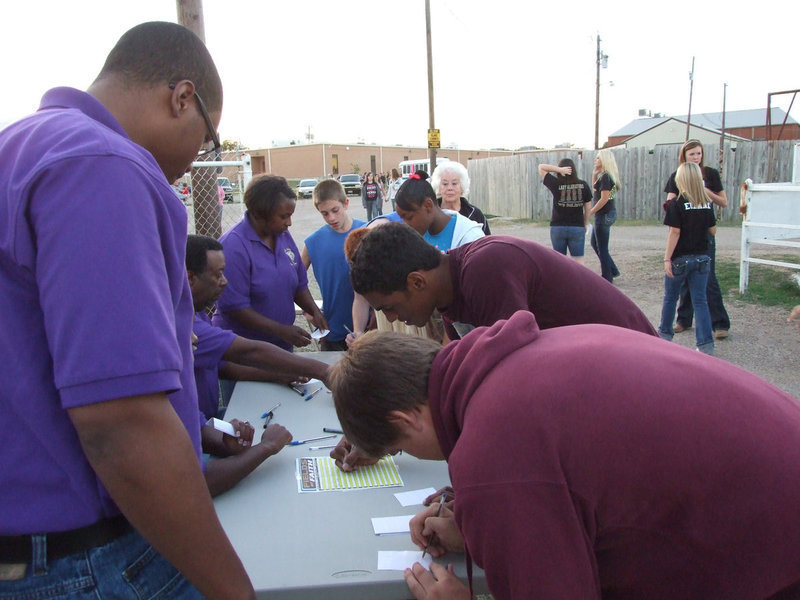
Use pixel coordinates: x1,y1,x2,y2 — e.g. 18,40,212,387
239,143,517,179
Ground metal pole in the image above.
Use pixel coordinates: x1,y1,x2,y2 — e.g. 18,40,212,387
594,36,601,150
425,0,437,171
177,0,220,237
719,83,727,171
685,56,695,142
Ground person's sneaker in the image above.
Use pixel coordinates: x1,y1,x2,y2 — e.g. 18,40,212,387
674,323,691,333
714,329,729,340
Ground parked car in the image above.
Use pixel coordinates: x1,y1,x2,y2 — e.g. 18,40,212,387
339,174,362,196
217,177,234,203
297,178,318,199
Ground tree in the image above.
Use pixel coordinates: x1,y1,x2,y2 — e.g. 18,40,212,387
351,163,360,174
221,139,247,151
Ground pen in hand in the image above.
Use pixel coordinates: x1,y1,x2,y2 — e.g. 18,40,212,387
422,492,447,558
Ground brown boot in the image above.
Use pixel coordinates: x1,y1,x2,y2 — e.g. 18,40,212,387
674,323,690,333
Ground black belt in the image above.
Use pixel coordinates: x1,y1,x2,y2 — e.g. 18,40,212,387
0,515,132,563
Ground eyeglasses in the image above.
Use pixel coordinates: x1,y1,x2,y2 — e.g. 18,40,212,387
169,82,221,160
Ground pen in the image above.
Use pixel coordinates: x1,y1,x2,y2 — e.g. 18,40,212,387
261,403,281,419
422,492,447,558
289,434,337,446
304,387,323,402
323,427,344,434
308,444,337,450
262,413,273,428
289,383,306,396
343,324,353,334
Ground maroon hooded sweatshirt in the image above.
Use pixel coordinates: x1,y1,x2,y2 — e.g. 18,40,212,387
428,311,800,599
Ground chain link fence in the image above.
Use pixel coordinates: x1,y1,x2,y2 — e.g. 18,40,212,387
178,151,252,238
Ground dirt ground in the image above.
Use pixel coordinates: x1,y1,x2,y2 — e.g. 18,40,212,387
289,198,800,399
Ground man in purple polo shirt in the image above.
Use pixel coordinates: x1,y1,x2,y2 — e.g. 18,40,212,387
188,234,329,422
0,22,254,599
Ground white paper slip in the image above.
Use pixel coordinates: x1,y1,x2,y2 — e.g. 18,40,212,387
394,487,436,507
371,515,414,535
206,417,237,437
377,551,433,571
311,329,330,340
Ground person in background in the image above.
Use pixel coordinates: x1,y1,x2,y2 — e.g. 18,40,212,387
431,161,491,234
664,139,731,339
589,149,621,283
385,167,403,211
329,312,800,600
658,162,717,355
213,175,328,351
300,179,365,350
538,159,592,263
0,21,254,599
395,171,484,252
361,171,384,220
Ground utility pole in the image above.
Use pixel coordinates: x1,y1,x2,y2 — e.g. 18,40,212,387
177,0,220,238
594,36,607,150
425,0,438,171
177,0,205,41
685,56,695,142
719,82,727,170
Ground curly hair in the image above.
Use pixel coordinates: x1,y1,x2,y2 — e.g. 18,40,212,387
349,222,441,295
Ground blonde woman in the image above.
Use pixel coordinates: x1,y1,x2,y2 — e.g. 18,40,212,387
663,139,730,338
589,149,621,282
658,162,717,355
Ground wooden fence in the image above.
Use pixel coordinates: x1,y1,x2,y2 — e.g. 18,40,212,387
468,140,800,223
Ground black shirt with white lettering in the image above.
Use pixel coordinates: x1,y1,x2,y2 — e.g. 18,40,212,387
543,173,592,227
663,194,716,259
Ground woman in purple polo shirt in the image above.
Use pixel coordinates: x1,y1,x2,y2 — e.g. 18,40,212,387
213,175,328,351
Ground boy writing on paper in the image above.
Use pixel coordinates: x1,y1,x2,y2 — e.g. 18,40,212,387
328,312,800,600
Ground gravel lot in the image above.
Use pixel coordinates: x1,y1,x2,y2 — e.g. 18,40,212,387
287,197,800,399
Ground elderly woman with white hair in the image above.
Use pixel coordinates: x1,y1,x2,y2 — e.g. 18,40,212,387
431,161,491,234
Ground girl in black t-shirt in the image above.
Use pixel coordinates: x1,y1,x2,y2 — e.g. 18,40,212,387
662,139,731,338
589,149,621,282
361,172,384,221
538,159,592,263
658,162,717,355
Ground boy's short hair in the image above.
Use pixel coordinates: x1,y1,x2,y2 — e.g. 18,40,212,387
313,179,347,207
329,330,441,457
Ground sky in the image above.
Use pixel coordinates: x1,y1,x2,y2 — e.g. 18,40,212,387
2,0,798,150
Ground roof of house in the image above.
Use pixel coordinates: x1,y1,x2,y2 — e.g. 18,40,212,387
610,107,798,138
622,117,750,143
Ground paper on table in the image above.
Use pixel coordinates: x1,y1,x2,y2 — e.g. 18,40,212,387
394,487,437,507
377,551,433,571
371,515,414,535
311,329,330,340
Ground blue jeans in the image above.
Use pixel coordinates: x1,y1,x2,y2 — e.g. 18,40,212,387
676,234,731,331
364,200,381,221
0,530,202,599
590,209,619,282
550,226,586,257
659,254,714,354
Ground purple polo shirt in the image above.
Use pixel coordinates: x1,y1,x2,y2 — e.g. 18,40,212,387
213,212,308,351
0,87,200,535
193,311,236,421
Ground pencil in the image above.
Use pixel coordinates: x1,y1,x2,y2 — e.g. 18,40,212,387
422,492,447,558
